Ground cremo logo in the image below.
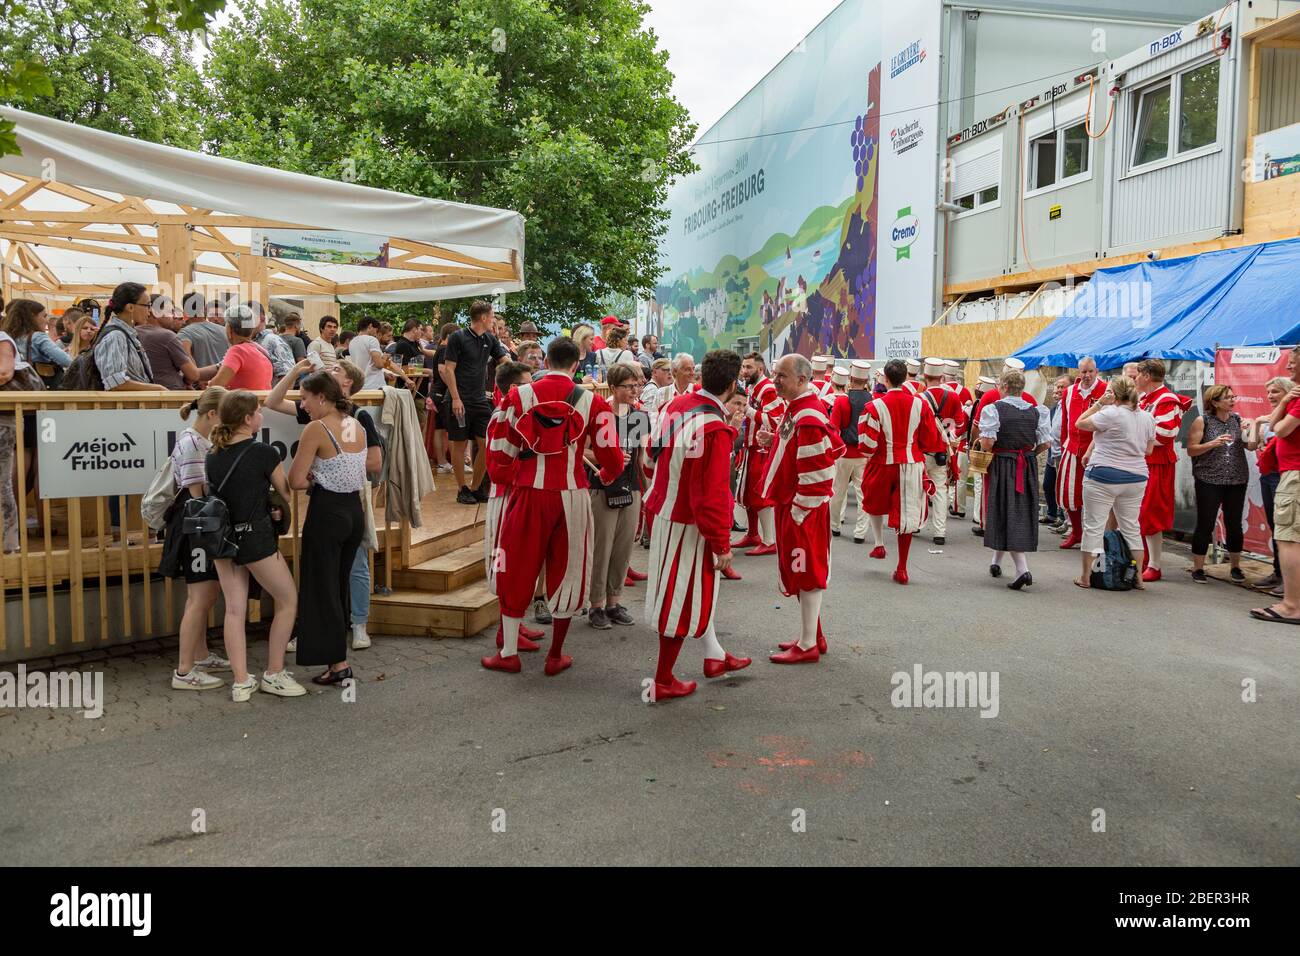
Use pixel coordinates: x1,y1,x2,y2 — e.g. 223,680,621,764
890,207,920,260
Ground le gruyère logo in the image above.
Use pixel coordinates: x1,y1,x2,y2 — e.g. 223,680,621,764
890,207,920,261
62,433,145,471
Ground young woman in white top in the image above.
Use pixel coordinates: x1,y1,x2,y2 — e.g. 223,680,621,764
161,388,230,691
1073,375,1157,589
595,326,636,372
0,328,33,552
289,371,369,685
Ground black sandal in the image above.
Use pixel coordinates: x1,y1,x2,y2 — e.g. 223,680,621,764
312,666,353,686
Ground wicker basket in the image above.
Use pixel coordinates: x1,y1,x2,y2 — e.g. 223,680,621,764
968,448,994,475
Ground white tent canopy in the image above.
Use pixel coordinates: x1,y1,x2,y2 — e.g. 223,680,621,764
0,106,525,303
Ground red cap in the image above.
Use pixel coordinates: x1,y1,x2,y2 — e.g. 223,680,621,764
601,315,621,327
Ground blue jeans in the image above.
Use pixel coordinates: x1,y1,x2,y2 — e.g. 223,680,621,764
350,546,370,625
1043,458,1060,521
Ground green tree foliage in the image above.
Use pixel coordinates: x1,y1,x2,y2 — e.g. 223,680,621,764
201,0,696,328
0,0,207,149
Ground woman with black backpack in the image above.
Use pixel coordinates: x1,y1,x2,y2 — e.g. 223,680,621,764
205,390,303,702
1,299,71,389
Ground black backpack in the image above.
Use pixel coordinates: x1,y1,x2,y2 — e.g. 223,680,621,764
840,389,872,449
181,442,255,562
1090,530,1139,591
59,324,148,391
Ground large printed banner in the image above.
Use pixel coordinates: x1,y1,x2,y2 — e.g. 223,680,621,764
36,408,310,500
875,2,942,360
1214,347,1292,557
250,228,390,268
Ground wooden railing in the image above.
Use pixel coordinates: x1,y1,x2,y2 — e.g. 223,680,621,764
0,389,386,662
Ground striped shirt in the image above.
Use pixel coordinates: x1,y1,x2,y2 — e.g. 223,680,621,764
745,376,785,450
858,387,945,465
760,390,846,523
93,317,154,389
254,329,296,382
1138,385,1189,465
1060,378,1107,456
171,427,210,492
643,390,736,554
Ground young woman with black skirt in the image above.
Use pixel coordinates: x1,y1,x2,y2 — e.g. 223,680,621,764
288,372,368,685
206,390,303,702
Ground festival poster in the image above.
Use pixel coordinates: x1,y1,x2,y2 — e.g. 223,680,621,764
1252,121,1300,182
1214,347,1293,557
251,228,390,268
655,0,885,364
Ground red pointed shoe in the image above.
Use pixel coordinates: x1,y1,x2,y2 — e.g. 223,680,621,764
543,654,572,676
520,624,546,641
892,569,909,585
869,546,887,560
624,573,638,588
778,633,828,653
703,652,752,678
498,629,543,651
746,543,778,556
1059,534,1080,550
1141,567,1162,582
626,568,648,582
731,533,761,550
653,676,697,701
720,565,742,580
769,644,820,664
481,652,521,673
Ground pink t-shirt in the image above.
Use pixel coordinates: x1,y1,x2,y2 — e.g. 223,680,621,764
222,341,272,391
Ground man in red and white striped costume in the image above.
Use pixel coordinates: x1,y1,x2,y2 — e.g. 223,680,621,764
829,360,874,543
811,354,836,405
733,352,784,555
921,358,968,545
759,354,846,663
643,349,750,701
1055,356,1105,550
481,337,625,676
858,358,945,584
1135,358,1192,581
902,358,924,395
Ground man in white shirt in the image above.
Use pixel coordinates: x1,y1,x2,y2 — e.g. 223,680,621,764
308,314,340,366
349,316,392,390
641,358,671,415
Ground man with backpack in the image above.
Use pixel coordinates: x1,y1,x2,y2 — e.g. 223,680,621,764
480,336,625,677
829,360,874,543
921,358,968,546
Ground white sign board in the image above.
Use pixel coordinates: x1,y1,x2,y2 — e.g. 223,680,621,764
875,2,942,360
36,408,310,500
1230,347,1282,365
1251,121,1300,183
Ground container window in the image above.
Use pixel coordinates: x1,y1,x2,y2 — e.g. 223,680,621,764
1031,133,1057,189
956,193,976,210
1133,82,1172,167
1061,122,1089,178
1178,60,1219,153
978,185,999,205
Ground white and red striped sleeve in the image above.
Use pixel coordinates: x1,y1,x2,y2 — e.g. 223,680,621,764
485,406,520,486
757,381,786,434
792,423,845,522
857,398,882,455
1152,393,1183,444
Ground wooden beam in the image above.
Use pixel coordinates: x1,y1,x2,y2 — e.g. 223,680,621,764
336,272,509,295
0,231,158,266
238,252,270,302
156,224,193,300
1243,9,1300,44
1,210,307,228
0,178,48,210
386,237,515,275
0,223,159,247
299,298,337,340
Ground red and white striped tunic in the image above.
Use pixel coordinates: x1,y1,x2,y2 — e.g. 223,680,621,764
858,388,944,465
812,375,836,406
495,372,624,490
760,390,846,522
745,376,785,449
902,379,925,396
1059,378,1105,456
1138,385,1190,465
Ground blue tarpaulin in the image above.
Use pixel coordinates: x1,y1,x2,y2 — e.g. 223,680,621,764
1014,237,1300,369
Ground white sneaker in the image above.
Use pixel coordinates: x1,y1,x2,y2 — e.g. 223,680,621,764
193,654,231,673
172,669,224,691
286,637,297,654
350,624,371,650
260,670,307,698
231,676,259,702
437,463,453,474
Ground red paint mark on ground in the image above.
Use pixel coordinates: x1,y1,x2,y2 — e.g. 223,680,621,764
739,779,768,796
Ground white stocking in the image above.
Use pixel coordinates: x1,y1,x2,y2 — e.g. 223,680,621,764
992,549,1005,568
1144,534,1163,569
758,507,776,546
869,515,885,546
798,590,823,650
1011,551,1030,575
501,616,522,657
701,622,726,661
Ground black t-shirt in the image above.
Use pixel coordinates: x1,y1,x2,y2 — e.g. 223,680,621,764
295,404,381,448
444,327,507,405
430,345,448,400
205,439,282,525
392,337,430,396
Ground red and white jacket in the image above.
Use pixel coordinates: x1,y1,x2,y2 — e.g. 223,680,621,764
745,376,786,451
494,372,624,491
1138,385,1192,466
902,379,925,396
829,391,868,459
643,390,737,555
858,387,945,465
760,390,846,523
923,384,969,446
1059,377,1107,457
812,375,836,406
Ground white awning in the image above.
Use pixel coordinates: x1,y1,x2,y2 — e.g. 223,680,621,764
0,106,525,303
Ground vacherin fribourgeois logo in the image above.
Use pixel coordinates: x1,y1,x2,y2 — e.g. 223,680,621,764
890,207,919,261
62,432,145,472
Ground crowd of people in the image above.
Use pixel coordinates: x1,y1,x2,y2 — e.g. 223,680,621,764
5,284,1298,702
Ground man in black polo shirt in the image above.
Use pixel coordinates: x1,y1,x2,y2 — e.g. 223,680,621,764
441,300,509,504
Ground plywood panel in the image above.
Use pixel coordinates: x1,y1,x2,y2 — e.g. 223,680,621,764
922,314,1057,361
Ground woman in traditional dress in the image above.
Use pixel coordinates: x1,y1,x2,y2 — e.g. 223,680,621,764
977,368,1052,589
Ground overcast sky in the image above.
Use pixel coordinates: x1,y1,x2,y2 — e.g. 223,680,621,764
642,0,846,137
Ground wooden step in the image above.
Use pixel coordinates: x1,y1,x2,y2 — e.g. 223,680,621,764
368,580,498,638
391,544,486,592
